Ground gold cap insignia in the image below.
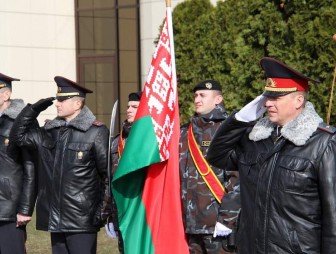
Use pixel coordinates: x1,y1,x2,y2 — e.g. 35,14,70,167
58,87,62,92
4,138,9,145
266,78,277,88
205,82,212,89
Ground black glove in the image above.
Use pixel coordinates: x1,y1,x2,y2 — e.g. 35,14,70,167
31,97,55,113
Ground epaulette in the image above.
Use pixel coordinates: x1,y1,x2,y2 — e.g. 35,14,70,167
92,120,105,126
318,122,336,134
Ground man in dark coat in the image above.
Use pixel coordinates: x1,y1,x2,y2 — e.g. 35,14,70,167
10,76,109,254
102,91,142,254
208,57,336,254
0,73,36,254
179,80,239,253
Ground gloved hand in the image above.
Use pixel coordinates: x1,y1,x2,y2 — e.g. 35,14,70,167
31,97,55,113
213,221,232,237
105,222,117,239
235,95,267,122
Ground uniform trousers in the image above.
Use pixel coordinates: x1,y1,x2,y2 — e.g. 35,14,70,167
51,232,97,254
187,233,235,254
0,221,26,254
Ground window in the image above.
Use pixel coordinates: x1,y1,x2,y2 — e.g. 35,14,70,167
75,0,140,132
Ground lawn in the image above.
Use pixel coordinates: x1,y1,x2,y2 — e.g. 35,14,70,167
25,213,119,254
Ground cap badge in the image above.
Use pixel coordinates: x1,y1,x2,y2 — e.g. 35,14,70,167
58,87,62,92
205,82,212,89
266,78,277,88
4,138,9,146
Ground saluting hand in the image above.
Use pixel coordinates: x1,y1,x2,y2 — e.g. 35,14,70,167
235,94,267,122
31,97,55,113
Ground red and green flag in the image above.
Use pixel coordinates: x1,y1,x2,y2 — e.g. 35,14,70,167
112,5,189,254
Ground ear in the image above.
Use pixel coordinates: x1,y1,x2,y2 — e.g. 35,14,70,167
295,93,305,109
3,89,11,101
73,99,82,111
214,94,223,105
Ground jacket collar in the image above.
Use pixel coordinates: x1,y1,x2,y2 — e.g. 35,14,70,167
44,106,96,131
192,104,228,128
249,101,322,146
121,120,133,138
193,104,227,122
2,99,25,119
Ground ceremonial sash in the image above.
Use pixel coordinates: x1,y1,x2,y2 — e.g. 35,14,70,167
187,124,225,203
118,131,125,158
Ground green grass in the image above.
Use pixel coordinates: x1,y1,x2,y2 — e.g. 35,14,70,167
26,213,119,254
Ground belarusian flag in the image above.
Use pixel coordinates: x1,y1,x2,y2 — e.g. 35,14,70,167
112,5,189,254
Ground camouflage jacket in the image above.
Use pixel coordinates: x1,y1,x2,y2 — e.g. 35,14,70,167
179,105,239,234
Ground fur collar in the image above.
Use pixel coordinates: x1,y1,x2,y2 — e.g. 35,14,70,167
249,102,322,146
44,106,96,131
2,99,25,119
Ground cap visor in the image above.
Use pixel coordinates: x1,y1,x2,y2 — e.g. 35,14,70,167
56,96,72,102
263,91,292,97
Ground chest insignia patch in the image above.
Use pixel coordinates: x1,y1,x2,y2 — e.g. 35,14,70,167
202,141,211,147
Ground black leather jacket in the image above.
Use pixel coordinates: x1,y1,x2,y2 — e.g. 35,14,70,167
208,102,336,254
0,99,36,221
10,105,109,232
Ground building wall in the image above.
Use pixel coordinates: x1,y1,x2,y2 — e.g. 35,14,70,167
0,0,218,124
0,0,76,123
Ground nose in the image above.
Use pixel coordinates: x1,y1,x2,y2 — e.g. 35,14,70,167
194,95,201,103
264,98,273,107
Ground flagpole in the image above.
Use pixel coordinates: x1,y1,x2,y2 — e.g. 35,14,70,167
166,0,177,95
327,34,336,125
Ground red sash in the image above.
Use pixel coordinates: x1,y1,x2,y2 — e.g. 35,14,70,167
118,131,124,158
187,124,225,203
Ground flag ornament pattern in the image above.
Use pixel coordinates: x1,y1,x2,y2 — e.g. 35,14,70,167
145,17,176,161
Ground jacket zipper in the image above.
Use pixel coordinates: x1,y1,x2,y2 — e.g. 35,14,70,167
263,152,279,253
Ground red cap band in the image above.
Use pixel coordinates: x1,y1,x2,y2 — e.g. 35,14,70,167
264,78,309,92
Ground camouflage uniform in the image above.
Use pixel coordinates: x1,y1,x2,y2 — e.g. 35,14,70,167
102,120,132,254
179,105,239,254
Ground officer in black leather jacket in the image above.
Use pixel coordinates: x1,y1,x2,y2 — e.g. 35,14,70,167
0,73,36,254
10,76,109,254
208,58,336,254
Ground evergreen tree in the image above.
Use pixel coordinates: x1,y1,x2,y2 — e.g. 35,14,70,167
172,0,336,125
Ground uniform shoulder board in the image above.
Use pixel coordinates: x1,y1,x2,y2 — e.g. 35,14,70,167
92,120,105,126
318,122,336,134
